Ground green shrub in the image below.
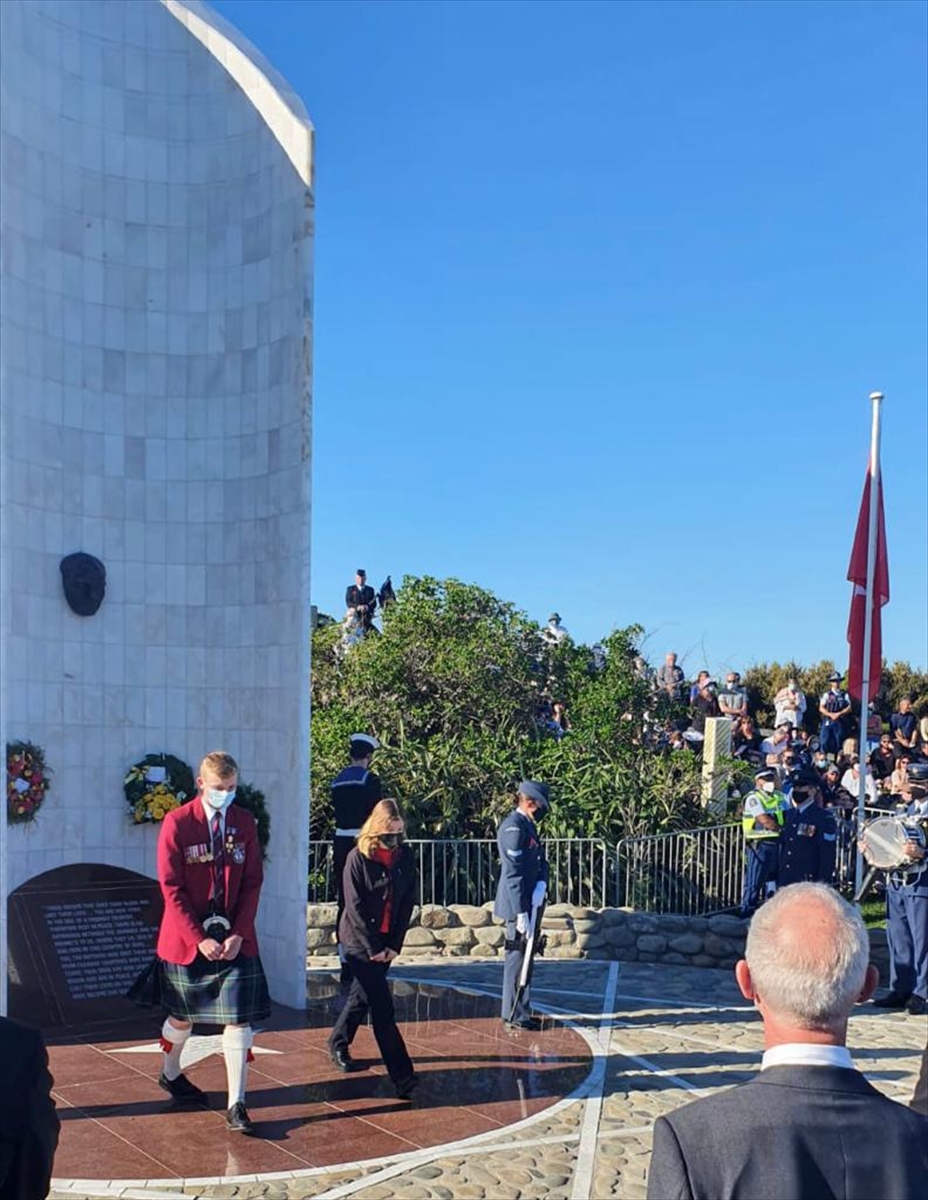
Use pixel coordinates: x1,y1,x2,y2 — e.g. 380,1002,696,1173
234,781,270,860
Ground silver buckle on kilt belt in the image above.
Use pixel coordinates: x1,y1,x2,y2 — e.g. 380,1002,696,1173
203,912,231,943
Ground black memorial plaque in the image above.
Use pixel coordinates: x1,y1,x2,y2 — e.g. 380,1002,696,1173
8,863,163,1029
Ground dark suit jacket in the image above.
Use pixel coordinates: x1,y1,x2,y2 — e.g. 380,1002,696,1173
913,1047,928,1117
0,1017,60,1200
338,845,416,958
646,1065,928,1200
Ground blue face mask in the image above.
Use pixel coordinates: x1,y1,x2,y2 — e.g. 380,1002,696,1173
204,786,236,812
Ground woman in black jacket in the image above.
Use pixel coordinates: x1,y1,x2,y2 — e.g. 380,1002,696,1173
327,798,418,1099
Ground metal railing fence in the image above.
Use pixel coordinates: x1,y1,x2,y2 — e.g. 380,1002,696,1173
308,838,611,909
615,806,888,917
309,810,888,916
615,824,744,915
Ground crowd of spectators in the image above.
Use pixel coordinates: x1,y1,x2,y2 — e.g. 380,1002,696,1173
645,649,928,816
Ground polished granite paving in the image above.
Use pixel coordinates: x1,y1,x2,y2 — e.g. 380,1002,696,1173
47,975,591,1181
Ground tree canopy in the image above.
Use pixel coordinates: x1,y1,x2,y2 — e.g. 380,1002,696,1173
312,576,926,843
311,576,704,842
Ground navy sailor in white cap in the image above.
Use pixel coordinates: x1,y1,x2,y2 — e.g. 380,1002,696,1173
494,781,550,1030
330,734,382,981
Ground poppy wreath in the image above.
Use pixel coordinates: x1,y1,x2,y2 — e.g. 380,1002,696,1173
125,752,196,824
7,741,52,824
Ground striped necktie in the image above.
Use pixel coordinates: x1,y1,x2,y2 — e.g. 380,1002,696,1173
210,814,225,913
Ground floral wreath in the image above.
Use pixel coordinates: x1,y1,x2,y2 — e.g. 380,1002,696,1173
7,741,52,824
125,752,195,824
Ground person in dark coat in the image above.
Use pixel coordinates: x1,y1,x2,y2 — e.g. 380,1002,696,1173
330,733,383,982
913,1047,928,1116
819,763,856,816
328,799,418,1099
0,1017,60,1200
345,569,377,631
646,883,928,1200
690,679,721,734
494,781,550,1030
778,781,838,886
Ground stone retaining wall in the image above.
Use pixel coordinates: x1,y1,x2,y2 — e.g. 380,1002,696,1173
307,902,890,978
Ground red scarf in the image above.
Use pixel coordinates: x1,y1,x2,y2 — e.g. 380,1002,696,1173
371,845,400,933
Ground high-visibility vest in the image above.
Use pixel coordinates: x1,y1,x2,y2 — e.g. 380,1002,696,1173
742,790,786,840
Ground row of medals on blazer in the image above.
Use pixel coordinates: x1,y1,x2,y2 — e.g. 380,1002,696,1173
185,833,241,864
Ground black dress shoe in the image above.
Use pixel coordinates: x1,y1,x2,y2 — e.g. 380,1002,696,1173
906,995,928,1016
226,1101,254,1134
395,1074,419,1101
872,992,910,1009
504,1016,542,1032
329,1045,359,1072
158,1072,208,1106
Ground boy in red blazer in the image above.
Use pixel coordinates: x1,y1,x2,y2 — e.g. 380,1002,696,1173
155,751,268,1135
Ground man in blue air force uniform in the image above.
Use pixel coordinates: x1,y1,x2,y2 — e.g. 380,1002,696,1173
869,785,928,1015
778,781,838,886
494,781,550,1030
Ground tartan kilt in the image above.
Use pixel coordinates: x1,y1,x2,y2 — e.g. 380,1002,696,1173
128,953,270,1025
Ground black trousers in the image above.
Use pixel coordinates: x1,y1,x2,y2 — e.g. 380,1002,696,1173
333,836,356,929
502,919,532,1023
328,955,414,1086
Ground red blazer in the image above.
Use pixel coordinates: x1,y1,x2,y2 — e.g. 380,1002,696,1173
156,798,263,965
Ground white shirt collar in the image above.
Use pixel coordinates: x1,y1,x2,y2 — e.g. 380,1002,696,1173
794,799,815,813
762,1043,854,1071
200,795,226,835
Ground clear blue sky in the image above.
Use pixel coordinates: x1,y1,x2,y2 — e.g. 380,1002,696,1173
214,0,927,674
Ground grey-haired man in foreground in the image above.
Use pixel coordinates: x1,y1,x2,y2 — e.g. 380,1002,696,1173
647,883,927,1200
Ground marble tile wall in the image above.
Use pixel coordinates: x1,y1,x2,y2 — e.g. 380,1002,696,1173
0,0,314,1009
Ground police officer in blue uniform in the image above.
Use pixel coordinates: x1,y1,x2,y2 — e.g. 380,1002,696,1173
870,786,928,1016
739,768,788,917
778,781,838,886
494,781,550,1030
818,672,852,759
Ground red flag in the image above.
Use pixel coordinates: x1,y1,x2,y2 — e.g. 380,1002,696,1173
846,470,889,702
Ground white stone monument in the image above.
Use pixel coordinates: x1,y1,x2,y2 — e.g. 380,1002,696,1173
700,716,732,816
0,0,314,1011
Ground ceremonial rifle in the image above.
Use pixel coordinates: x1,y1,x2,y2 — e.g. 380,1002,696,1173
508,896,547,1024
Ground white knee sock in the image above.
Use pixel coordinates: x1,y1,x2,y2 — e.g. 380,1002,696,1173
222,1024,253,1108
160,1019,191,1081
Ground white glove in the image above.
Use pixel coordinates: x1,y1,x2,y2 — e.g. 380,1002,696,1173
531,880,547,909
516,912,529,936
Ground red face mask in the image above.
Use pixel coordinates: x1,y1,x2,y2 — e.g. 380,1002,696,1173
371,844,400,867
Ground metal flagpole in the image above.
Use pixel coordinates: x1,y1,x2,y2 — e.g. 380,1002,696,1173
855,391,883,899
